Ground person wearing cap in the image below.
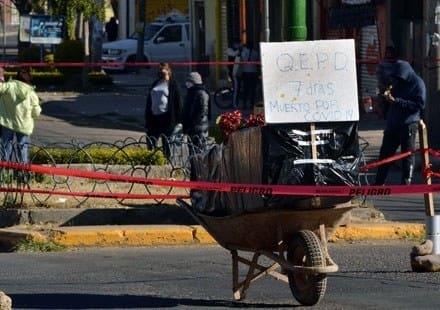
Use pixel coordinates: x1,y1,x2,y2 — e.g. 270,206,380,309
375,60,426,185
145,63,183,138
183,72,210,144
0,68,41,163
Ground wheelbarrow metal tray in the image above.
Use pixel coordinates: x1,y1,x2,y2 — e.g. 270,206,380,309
194,202,352,252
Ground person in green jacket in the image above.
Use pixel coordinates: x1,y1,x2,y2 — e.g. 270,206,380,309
0,68,41,163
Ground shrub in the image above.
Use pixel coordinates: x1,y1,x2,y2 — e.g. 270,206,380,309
30,147,167,166
54,40,85,75
18,46,41,63
88,71,113,86
4,71,66,87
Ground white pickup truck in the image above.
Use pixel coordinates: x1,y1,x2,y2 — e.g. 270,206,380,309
102,20,191,70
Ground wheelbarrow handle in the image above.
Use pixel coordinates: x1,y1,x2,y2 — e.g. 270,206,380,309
176,198,191,209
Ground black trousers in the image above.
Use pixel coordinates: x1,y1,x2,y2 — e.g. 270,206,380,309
242,72,259,109
375,122,418,185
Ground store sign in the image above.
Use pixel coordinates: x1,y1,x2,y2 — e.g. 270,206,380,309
30,15,64,45
19,15,31,43
260,40,359,124
328,4,376,29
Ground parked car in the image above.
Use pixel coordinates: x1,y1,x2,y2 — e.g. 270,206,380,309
102,19,190,71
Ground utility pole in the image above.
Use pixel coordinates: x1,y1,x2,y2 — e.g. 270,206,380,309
285,0,307,41
136,0,146,70
263,0,270,42
425,1,440,148
2,0,6,61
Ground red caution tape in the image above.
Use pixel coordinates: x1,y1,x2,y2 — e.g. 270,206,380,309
0,59,378,68
360,150,415,172
0,187,188,200
1,161,440,197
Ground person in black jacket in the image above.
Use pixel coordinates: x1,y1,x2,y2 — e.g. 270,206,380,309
183,72,209,143
145,63,183,138
105,17,118,42
375,60,426,185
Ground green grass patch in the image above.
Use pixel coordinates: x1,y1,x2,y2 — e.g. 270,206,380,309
14,239,67,252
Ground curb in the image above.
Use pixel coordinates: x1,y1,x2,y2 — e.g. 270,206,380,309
0,223,425,250
330,223,425,242
0,228,48,249
50,225,197,247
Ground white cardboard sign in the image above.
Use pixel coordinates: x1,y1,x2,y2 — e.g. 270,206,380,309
261,39,359,124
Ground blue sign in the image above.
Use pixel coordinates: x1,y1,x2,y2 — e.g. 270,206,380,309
30,15,64,45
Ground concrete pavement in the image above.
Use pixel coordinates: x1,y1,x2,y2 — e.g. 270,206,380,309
1,243,440,309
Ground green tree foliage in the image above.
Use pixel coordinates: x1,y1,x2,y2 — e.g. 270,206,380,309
49,0,105,39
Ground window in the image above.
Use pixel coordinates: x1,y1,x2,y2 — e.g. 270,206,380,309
156,25,182,43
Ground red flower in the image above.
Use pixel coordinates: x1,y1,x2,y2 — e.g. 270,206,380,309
217,111,265,139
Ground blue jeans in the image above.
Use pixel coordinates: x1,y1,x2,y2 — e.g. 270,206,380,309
1,127,30,163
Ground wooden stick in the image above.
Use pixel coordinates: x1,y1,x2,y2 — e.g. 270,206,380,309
231,250,241,300
240,253,260,300
319,224,329,258
418,120,435,216
310,123,321,208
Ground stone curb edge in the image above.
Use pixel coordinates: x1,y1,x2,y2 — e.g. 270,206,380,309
0,223,426,249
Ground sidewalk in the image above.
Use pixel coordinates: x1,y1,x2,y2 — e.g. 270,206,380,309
7,88,437,249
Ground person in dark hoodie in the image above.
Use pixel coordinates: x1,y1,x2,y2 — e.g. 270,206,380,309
145,63,183,138
183,72,209,144
375,60,426,185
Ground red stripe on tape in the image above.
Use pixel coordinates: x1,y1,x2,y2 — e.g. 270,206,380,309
0,187,188,200
1,161,440,197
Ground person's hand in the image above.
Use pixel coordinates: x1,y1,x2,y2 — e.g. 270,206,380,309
383,86,395,103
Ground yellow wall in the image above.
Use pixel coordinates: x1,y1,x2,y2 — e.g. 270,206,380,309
104,0,115,21
136,0,189,22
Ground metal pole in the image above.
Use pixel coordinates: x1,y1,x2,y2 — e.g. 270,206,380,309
2,0,6,61
188,0,194,73
264,0,270,42
427,1,440,148
285,0,307,41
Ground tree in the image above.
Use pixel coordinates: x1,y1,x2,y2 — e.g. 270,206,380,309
49,0,105,40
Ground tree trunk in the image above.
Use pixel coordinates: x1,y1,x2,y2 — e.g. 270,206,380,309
82,19,90,87
76,13,84,40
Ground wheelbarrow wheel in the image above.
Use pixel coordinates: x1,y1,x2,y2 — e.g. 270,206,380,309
286,230,327,306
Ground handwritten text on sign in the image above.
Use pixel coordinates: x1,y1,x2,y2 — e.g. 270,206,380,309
261,40,359,123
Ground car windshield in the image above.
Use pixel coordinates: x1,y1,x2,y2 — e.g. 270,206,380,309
130,24,162,40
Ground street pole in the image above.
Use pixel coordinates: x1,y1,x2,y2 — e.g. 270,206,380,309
426,1,440,149
136,0,146,72
263,0,270,42
2,0,6,61
285,0,307,41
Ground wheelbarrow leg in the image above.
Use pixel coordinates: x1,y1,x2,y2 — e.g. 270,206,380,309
319,224,329,257
231,250,241,300
231,251,261,300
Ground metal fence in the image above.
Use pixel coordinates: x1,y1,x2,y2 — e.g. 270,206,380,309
0,134,213,208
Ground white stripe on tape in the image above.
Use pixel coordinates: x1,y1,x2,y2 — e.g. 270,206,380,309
294,159,335,165
297,140,330,146
289,129,334,136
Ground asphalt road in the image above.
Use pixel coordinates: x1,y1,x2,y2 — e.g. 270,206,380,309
0,242,439,309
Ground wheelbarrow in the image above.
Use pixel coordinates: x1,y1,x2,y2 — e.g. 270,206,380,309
177,198,353,306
